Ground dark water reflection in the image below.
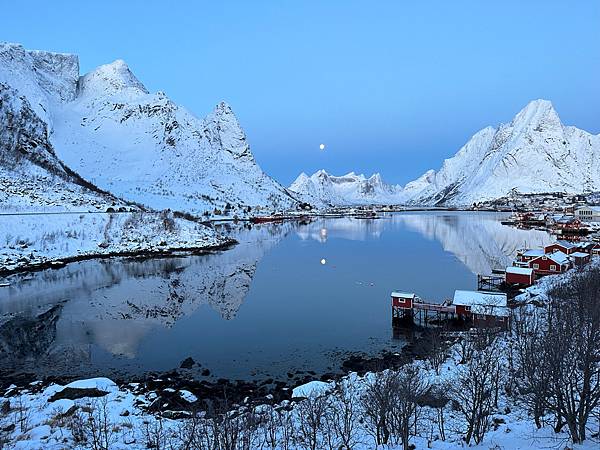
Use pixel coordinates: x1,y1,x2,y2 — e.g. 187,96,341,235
0,212,553,382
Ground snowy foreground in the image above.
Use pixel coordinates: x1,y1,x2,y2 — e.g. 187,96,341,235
1,268,598,449
0,211,225,274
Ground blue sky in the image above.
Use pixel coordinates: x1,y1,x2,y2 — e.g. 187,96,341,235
3,1,599,185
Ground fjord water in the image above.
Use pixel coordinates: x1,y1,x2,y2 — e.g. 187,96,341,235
0,212,553,382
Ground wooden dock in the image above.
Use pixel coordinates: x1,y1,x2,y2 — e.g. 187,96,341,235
477,274,505,291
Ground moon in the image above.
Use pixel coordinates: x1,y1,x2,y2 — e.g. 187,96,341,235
320,258,327,265
319,143,325,150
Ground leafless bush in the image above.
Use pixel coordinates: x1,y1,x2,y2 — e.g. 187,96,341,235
12,395,32,434
142,415,169,449
426,328,448,374
325,383,361,449
294,393,331,450
81,397,118,450
511,306,550,429
451,331,501,445
259,407,281,449
361,365,429,449
544,267,600,443
360,371,397,446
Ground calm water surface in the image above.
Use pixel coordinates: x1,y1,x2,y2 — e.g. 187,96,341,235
0,212,553,382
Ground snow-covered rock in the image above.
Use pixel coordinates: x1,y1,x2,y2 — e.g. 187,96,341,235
289,170,403,207
0,43,299,216
402,100,600,206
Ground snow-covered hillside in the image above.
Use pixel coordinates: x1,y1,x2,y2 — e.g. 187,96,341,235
0,43,298,216
289,170,403,207
402,100,600,206
0,211,225,273
0,81,129,213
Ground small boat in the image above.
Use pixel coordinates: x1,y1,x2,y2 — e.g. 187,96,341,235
250,215,287,224
0,283,10,288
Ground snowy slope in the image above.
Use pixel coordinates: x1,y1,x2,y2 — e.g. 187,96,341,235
0,211,225,273
402,100,600,206
0,43,298,216
289,170,404,207
0,80,128,213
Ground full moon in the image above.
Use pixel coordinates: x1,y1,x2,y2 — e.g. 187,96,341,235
319,143,325,150
320,258,327,265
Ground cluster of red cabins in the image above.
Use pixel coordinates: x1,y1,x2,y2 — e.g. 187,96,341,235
505,240,600,286
391,239,600,329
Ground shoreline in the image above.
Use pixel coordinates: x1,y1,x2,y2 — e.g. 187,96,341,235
0,238,238,278
0,323,444,413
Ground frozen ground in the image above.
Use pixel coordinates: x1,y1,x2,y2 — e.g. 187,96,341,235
0,211,225,274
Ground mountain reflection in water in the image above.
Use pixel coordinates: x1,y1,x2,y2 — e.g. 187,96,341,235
0,212,553,381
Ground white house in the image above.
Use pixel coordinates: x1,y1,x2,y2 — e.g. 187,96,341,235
575,206,600,221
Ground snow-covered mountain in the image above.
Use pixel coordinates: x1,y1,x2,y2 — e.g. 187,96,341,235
402,100,600,206
0,43,298,215
0,80,129,213
289,170,403,207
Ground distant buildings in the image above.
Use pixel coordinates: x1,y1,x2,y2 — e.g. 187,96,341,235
509,239,598,286
575,206,600,221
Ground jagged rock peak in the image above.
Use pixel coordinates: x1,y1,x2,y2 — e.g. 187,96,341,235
204,101,252,160
79,59,148,99
0,43,79,120
401,99,600,206
510,99,561,131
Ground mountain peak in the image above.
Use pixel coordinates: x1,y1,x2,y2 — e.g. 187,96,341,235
79,59,148,99
511,98,560,131
401,99,599,206
214,101,233,115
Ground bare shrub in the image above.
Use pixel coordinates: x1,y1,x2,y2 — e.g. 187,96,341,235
294,393,330,450
451,331,501,445
361,365,429,449
142,415,169,449
82,397,118,450
325,383,361,449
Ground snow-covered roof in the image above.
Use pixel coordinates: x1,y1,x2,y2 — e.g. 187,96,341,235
532,251,570,265
570,252,589,258
391,291,416,299
453,290,509,317
522,249,544,257
506,266,533,276
554,240,577,249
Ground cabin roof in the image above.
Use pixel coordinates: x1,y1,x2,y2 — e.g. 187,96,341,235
506,266,534,275
531,251,570,265
571,252,589,258
554,240,577,249
391,291,415,299
522,249,544,257
453,290,509,317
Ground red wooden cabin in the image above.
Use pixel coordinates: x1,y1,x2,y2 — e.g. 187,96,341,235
505,266,535,286
544,240,577,255
515,248,544,263
452,290,509,328
391,292,415,309
571,251,591,266
528,251,571,276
